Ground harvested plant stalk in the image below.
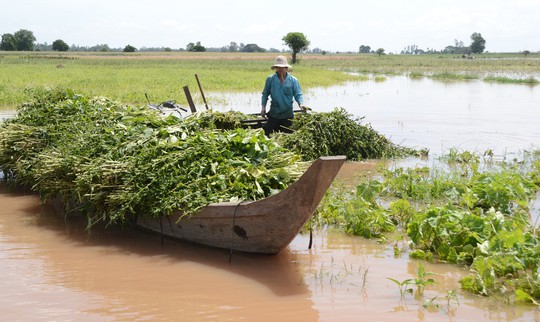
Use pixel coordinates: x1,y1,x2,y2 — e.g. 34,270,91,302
0,88,304,224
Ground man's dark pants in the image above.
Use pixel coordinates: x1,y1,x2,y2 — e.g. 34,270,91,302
263,115,293,136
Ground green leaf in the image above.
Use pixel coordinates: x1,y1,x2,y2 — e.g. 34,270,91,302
515,289,539,305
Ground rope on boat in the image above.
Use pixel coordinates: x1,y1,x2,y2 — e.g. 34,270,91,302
308,217,314,250
229,200,246,263
159,215,177,247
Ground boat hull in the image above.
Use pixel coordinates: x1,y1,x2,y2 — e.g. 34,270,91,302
136,156,346,254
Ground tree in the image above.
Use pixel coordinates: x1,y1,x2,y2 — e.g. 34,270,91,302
0,33,17,51
14,29,36,51
52,39,69,51
186,41,206,52
282,32,310,64
376,48,385,56
359,45,371,53
470,32,486,54
241,43,266,52
522,50,531,57
35,42,52,51
402,44,424,55
123,44,137,52
228,42,239,52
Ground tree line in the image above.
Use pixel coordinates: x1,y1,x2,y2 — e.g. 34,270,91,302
3,28,534,57
361,32,487,56
0,30,311,61
0,29,289,54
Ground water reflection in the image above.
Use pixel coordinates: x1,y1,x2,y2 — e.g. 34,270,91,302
208,76,540,156
0,111,16,121
292,230,540,322
0,188,318,321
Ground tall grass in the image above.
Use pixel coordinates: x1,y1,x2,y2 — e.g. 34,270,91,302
1,51,539,109
0,52,357,108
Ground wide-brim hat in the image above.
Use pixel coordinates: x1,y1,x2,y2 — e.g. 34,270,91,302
271,55,292,69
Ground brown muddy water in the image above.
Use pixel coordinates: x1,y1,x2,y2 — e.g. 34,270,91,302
1,77,540,321
1,173,539,322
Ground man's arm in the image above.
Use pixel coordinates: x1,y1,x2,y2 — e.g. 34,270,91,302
261,76,272,117
293,78,304,108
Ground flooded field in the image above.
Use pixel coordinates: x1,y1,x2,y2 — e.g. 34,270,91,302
1,76,539,321
211,75,540,157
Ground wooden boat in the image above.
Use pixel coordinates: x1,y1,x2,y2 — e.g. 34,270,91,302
136,156,346,255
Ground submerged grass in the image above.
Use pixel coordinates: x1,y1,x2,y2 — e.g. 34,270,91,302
484,75,540,85
430,72,479,80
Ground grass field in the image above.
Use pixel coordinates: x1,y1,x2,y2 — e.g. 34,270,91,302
1,51,539,109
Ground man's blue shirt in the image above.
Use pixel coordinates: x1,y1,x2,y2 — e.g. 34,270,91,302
261,73,303,119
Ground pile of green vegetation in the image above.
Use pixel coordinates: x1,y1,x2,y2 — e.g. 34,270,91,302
0,88,305,225
188,107,424,161
0,88,420,227
316,149,540,303
279,108,425,160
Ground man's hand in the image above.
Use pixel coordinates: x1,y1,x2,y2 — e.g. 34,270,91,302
300,105,311,111
261,107,266,118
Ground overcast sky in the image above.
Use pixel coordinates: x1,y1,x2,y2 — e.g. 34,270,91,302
2,0,539,53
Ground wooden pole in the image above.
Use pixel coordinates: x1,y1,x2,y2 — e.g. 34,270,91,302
183,86,197,113
195,74,209,110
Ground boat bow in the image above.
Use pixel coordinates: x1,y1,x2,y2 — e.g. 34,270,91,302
136,156,346,254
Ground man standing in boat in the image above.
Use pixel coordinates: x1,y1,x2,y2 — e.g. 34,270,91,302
261,55,305,136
